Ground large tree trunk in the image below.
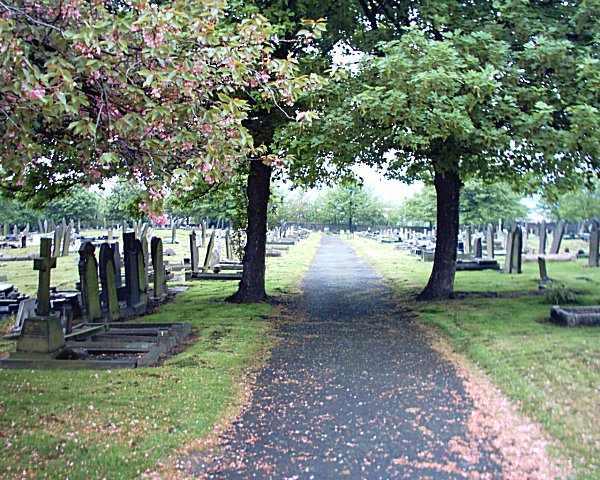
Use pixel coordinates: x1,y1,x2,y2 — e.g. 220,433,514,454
417,166,461,300
226,159,272,303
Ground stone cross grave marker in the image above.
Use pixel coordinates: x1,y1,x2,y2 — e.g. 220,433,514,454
151,237,167,300
589,220,599,268
99,243,121,321
16,237,65,355
78,242,103,322
486,224,495,258
549,220,565,254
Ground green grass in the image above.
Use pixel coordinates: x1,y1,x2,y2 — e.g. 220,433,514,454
349,236,599,480
0,234,320,480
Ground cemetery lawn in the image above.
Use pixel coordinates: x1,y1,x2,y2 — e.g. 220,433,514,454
0,235,319,480
350,236,599,480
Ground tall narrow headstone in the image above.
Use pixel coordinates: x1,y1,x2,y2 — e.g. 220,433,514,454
136,238,148,309
511,226,523,274
549,220,565,254
123,232,145,315
473,237,483,258
225,229,233,260
589,221,599,268
201,222,206,248
189,230,199,272
538,256,551,284
538,220,547,255
78,242,103,321
464,226,472,254
99,243,121,321
62,224,72,257
486,224,495,258
37,219,44,234
113,242,123,288
504,229,514,274
108,228,114,243
202,230,216,273
151,237,167,300
52,224,63,257
141,236,150,284
522,228,529,254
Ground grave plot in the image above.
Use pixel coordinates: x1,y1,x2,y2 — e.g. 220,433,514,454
550,305,600,327
186,229,243,281
0,237,191,369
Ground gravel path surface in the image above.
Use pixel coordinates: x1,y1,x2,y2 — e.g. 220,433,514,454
184,236,503,479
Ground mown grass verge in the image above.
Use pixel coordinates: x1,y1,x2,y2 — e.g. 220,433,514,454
0,234,320,480
349,236,599,480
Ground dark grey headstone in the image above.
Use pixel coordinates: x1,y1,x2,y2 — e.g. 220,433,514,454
189,231,199,272
123,233,145,315
538,220,547,255
504,229,514,274
473,237,483,258
549,220,565,254
78,242,103,321
538,256,551,284
511,226,523,274
99,243,120,321
151,237,167,300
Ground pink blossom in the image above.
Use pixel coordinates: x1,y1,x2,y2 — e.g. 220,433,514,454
21,85,45,100
149,213,167,226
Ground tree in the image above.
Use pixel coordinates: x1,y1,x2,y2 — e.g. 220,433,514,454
318,185,385,231
284,1,599,299
103,181,143,224
402,181,528,227
0,0,321,207
540,181,600,222
44,185,104,225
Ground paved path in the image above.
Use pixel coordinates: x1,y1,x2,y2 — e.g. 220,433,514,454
186,236,502,479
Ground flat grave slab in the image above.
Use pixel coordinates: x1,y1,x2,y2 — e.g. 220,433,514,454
456,258,501,271
185,272,243,281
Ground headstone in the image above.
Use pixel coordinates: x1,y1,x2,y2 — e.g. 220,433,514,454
202,230,216,273
511,226,523,274
24,223,30,236
189,230,199,272
12,225,18,237
151,237,167,300
589,221,599,268
37,219,44,234
225,229,233,260
77,218,81,233
549,220,565,254
504,229,514,274
473,237,483,258
171,221,177,244
502,229,508,249
137,238,148,308
52,224,63,257
538,256,552,285
113,242,123,288
486,224,495,258
522,228,529,254
11,298,36,335
123,233,147,315
16,238,64,355
62,223,72,256
537,221,547,255
78,242,103,321
4,223,9,236
201,221,207,248
99,243,121,321
108,228,114,243
141,236,150,285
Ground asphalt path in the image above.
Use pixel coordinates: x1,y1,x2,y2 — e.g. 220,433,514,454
184,236,503,479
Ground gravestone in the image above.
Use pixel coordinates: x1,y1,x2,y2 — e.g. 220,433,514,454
486,224,495,258
189,230,199,272
538,256,552,285
62,223,72,256
538,220,547,255
225,229,233,260
137,238,149,308
38,219,44,234
24,223,30,236
141,236,150,285
16,238,65,356
511,226,523,274
473,237,483,258
78,242,103,321
504,229,514,274
52,224,63,257
123,233,146,315
589,221,599,268
108,228,114,243
171,221,178,244
549,220,565,254
12,225,18,237
99,243,121,321
522,228,529,254
11,298,36,335
113,242,123,288
151,237,167,300
550,306,600,327
201,222,206,248
202,230,216,273
4,223,8,236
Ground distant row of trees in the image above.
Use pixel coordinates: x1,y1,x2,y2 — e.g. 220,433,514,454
274,179,600,230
